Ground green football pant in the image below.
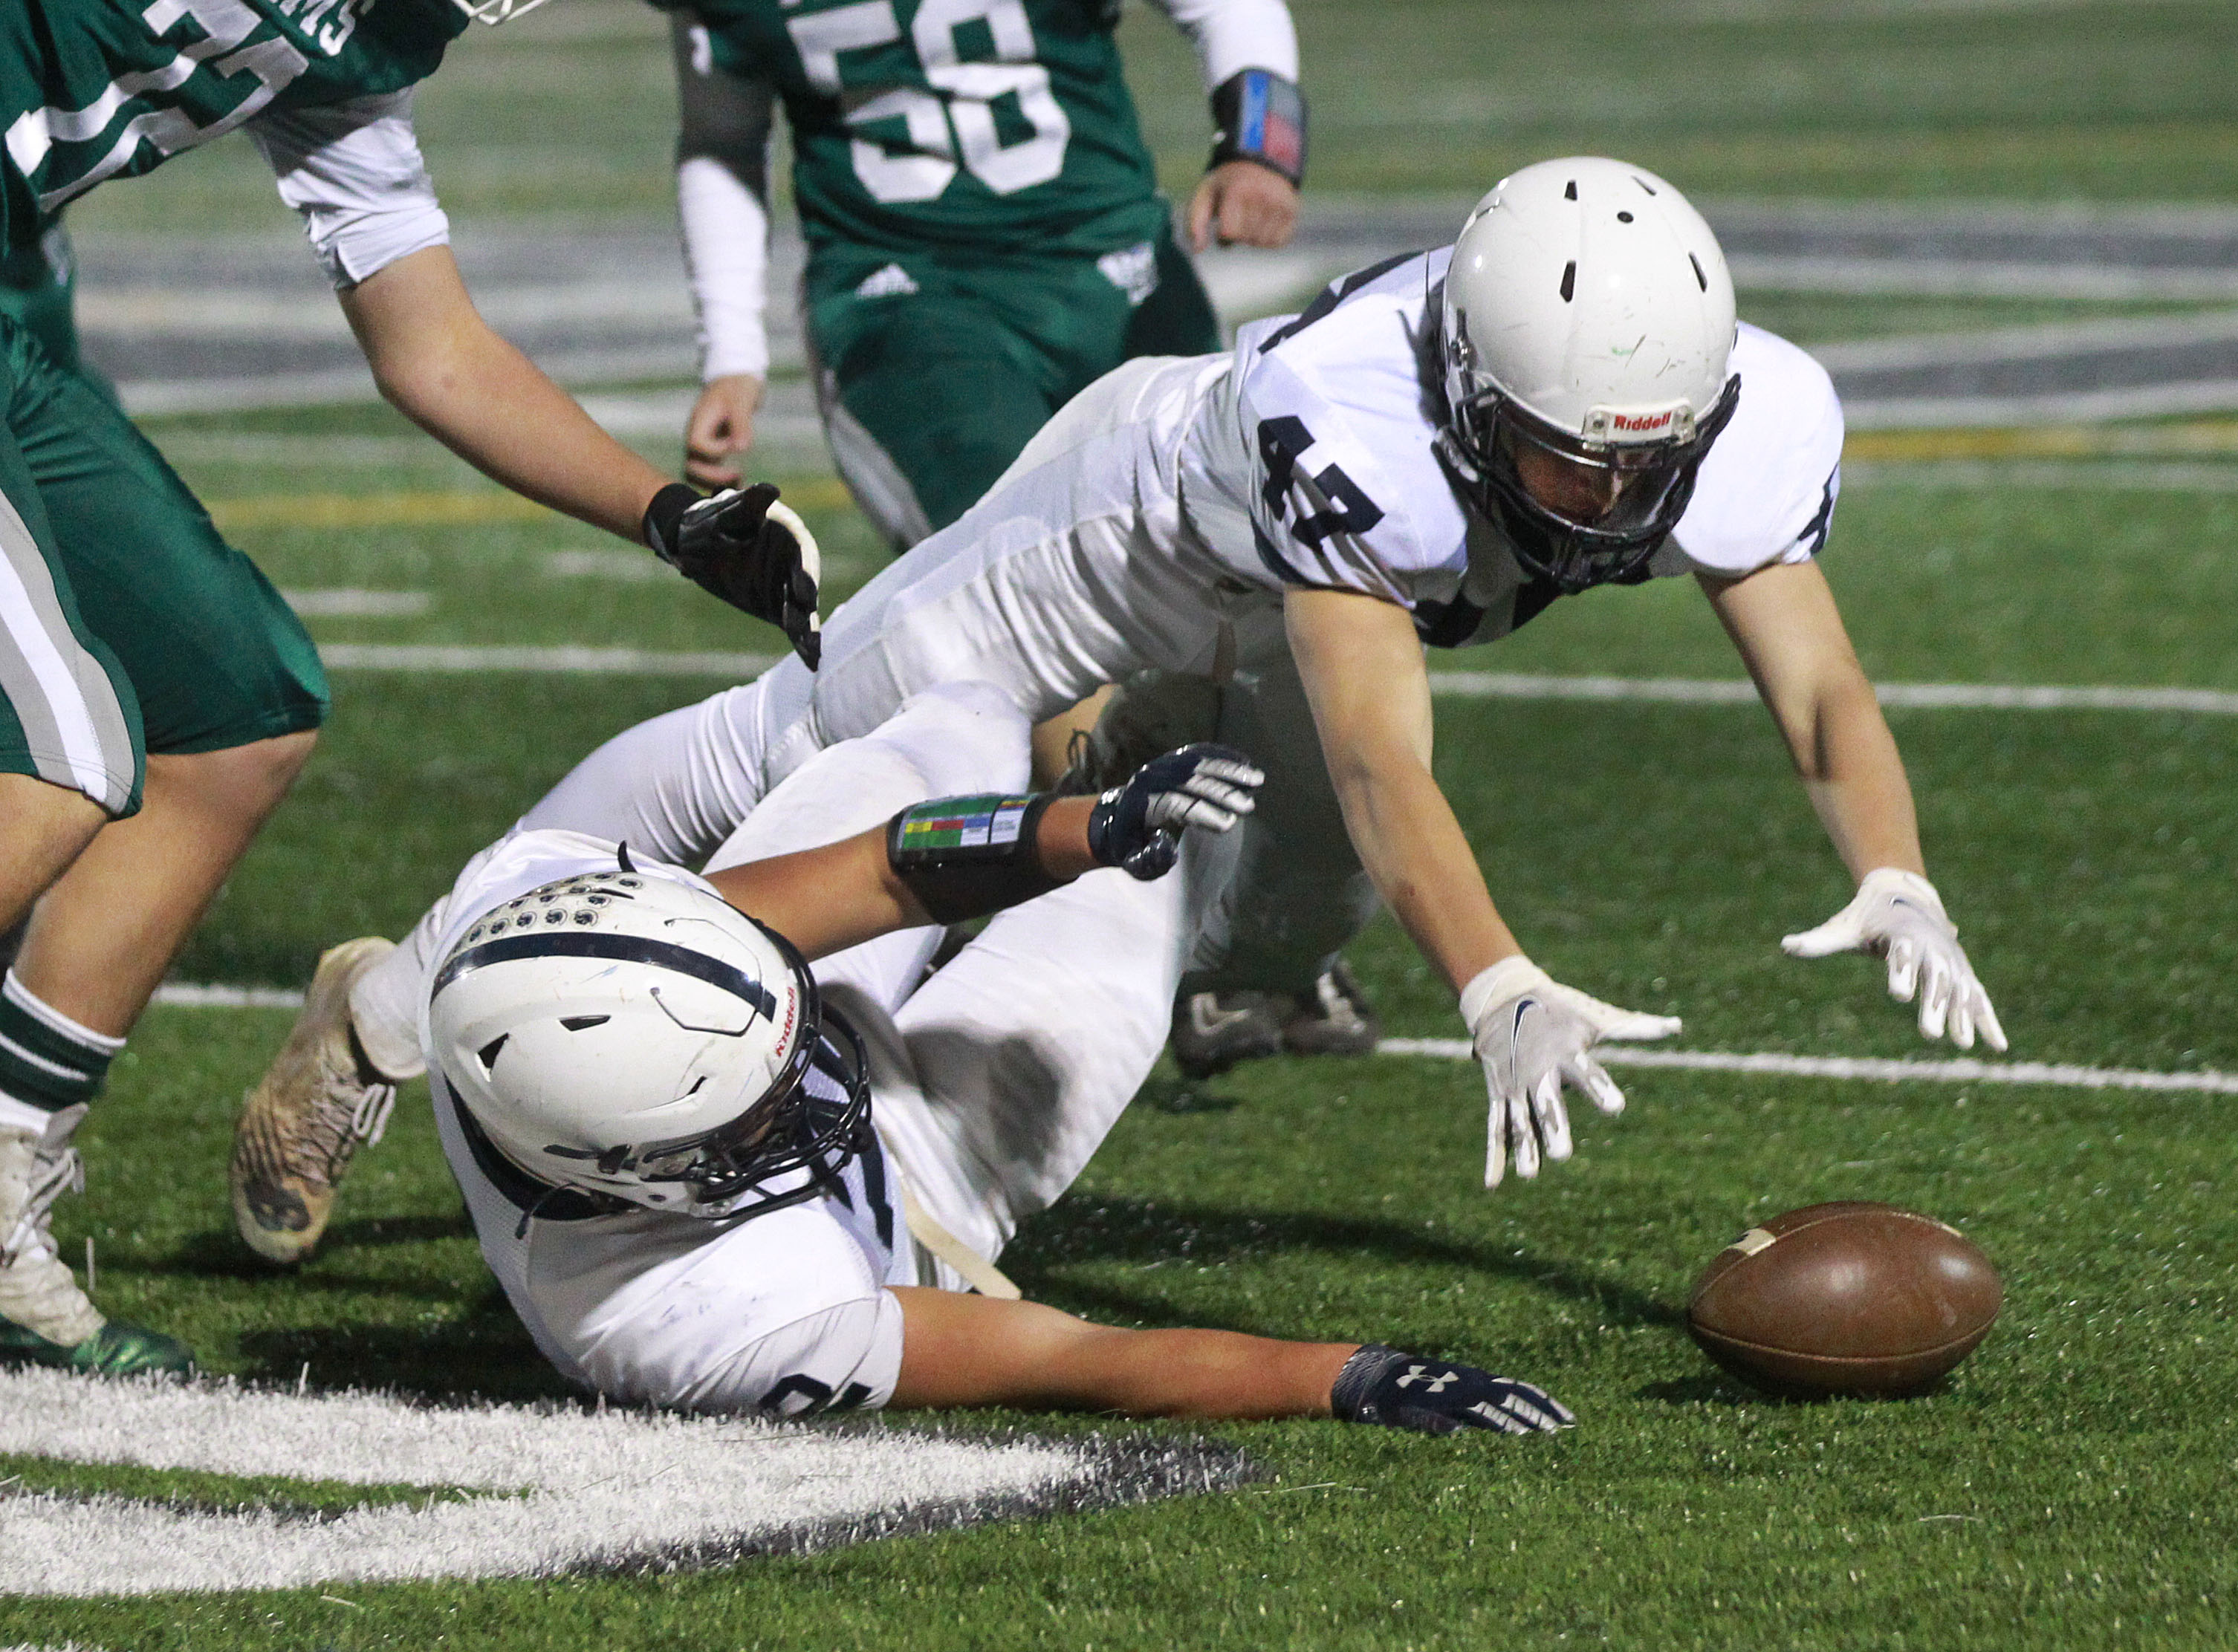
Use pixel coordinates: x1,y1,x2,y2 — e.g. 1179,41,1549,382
805,225,1221,548
0,315,327,816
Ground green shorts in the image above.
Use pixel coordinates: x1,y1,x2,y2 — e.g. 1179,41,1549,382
0,314,328,816
0,227,111,395
805,221,1221,547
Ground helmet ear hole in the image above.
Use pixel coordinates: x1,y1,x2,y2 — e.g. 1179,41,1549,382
477,1034,510,1073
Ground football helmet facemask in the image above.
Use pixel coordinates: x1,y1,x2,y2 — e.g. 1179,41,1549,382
1436,156,1741,594
429,862,868,1221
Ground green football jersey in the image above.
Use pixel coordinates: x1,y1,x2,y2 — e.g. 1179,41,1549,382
679,0,1170,258
1,0,467,258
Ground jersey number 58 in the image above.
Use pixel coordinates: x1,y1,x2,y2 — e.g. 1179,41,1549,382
787,0,1072,203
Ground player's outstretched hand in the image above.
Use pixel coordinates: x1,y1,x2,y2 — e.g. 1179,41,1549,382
643,481,823,669
1461,955,1682,1188
1781,868,2006,1051
1086,742,1264,881
1330,1344,1574,1437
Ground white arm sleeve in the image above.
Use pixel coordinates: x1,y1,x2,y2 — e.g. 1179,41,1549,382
672,15,777,383
678,156,772,381
247,91,450,291
1141,0,1300,91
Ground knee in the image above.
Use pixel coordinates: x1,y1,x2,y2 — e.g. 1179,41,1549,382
148,729,317,821
886,682,1031,796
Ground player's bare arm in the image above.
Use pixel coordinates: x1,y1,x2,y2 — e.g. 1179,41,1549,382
890,1289,1355,1417
340,248,822,663
1705,560,2005,1050
1702,560,1923,879
708,752,1265,960
1281,585,1518,989
340,247,671,543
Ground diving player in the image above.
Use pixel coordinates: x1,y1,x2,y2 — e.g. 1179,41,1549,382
665,0,1306,544
0,0,817,1377
415,681,1571,1436
241,157,2006,1262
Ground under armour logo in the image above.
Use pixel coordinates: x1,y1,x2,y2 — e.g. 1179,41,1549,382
1395,1364,1458,1393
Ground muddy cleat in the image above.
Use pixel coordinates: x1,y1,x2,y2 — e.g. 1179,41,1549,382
1170,989,1285,1079
0,1110,194,1377
1280,960,1382,1058
231,937,400,1266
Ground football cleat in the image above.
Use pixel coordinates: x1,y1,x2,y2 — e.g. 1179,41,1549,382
1170,989,1285,1079
0,1113,194,1378
1280,960,1381,1058
230,937,400,1266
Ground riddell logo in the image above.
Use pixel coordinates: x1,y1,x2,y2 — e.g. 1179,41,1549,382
1610,411,1674,432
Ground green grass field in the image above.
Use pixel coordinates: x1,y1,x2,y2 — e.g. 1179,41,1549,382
9,0,2238,1645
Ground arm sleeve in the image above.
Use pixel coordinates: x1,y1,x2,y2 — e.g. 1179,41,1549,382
672,13,778,382
247,91,450,291
1140,0,1300,91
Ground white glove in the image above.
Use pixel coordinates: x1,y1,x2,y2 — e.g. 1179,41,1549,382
1460,956,1682,1188
1780,868,2006,1052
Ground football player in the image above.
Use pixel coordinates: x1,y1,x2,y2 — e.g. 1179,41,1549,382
0,0,817,1377
241,157,2005,1264
406,680,1571,1436
666,0,1306,544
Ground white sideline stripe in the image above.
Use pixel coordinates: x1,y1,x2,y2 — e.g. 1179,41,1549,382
1424,673,2238,715
0,1368,1111,1597
152,984,304,1009
302,649,2238,712
1375,1038,2238,1095
150,986,2238,1095
1727,255,2238,303
319,645,779,676
1846,459,2238,492
1846,380,2238,430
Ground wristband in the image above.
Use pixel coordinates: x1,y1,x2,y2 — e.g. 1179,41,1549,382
1209,69,1307,187
643,482,699,562
886,793,1063,926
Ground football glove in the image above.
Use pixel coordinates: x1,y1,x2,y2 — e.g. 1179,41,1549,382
1780,868,2007,1051
1461,955,1681,1188
643,481,823,668
1330,1344,1574,1437
1086,743,1264,880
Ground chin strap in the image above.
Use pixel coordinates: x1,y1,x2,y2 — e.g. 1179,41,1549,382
897,1175,1019,1300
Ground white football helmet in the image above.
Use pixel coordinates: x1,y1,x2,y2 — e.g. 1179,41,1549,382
429,860,868,1219
1436,156,1741,592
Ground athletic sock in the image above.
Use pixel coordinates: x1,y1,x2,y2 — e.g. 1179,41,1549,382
0,970,124,1136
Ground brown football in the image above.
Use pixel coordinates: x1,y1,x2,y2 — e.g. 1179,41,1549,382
1687,1201,2002,1397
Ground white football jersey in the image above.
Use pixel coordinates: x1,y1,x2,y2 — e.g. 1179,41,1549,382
1180,247,1845,645
425,830,915,1417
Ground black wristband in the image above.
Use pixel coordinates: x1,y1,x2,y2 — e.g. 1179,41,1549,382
1329,1344,1407,1423
1208,69,1306,187
886,793,1063,926
643,482,699,562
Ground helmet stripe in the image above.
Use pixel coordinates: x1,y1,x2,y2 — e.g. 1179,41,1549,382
432,931,779,1022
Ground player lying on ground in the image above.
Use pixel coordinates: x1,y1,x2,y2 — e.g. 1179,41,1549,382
666,0,1306,546
412,683,1568,1434
0,0,818,1378
237,156,2006,1269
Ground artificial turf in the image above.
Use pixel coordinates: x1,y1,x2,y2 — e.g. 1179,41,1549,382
6,450,2238,1644
10,0,2238,1639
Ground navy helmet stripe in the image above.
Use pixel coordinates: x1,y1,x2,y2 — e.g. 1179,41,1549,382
432,931,779,1021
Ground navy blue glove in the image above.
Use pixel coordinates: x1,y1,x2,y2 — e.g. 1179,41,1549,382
644,481,823,669
1086,743,1264,880
1330,1344,1574,1437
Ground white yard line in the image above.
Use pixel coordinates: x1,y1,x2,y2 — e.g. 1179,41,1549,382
152,986,2233,1096
1375,1038,2238,1095
1424,673,2238,715
303,648,2238,709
